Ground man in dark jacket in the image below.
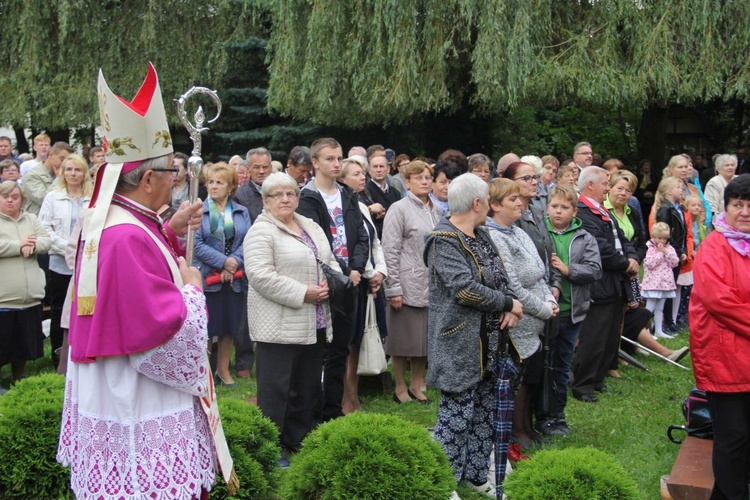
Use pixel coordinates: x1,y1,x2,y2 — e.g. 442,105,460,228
235,147,272,224
297,137,369,421
365,148,401,238
572,166,639,402
233,147,272,378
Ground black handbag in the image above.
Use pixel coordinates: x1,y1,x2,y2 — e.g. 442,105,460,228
316,256,355,316
667,388,713,444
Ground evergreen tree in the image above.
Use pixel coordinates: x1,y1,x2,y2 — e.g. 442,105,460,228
210,36,319,161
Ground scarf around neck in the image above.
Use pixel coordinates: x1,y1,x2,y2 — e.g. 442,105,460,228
713,212,750,256
208,198,235,242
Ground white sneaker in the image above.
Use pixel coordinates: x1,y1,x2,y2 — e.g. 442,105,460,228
463,480,496,498
655,331,675,340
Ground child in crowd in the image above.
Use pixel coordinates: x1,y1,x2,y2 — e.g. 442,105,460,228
541,185,602,437
641,222,680,339
684,194,707,250
675,195,706,326
654,177,689,333
556,163,578,188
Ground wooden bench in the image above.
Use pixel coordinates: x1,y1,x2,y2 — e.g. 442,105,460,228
664,436,714,500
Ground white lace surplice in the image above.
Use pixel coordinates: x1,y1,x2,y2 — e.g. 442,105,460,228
58,286,216,500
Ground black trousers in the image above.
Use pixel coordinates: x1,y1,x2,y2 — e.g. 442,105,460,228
255,330,325,456
234,301,254,372
321,287,359,421
572,301,624,397
663,265,681,326
48,270,71,368
37,254,50,307
707,391,750,500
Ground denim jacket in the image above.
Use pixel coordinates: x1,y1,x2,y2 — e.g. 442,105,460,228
193,198,251,293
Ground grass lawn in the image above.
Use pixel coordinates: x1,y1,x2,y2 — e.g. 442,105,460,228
15,325,693,500
218,327,694,500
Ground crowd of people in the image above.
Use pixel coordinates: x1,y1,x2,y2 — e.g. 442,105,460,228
0,116,748,497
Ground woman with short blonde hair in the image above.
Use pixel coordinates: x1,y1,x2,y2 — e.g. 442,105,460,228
0,181,51,387
193,161,250,386
382,160,441,404
338,156,389,414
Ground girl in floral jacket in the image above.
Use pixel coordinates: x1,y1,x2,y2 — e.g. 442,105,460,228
641,222,680,339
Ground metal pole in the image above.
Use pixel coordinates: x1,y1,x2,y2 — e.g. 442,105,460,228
620,335,690,370
176,87,222,264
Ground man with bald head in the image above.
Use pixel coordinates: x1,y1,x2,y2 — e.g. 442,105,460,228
494,152,520,178
228,155,243,170
348,146,367,159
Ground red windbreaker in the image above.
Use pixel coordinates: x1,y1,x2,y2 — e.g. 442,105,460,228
690,231,750,392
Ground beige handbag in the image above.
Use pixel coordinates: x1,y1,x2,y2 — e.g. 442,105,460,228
357,295,387,376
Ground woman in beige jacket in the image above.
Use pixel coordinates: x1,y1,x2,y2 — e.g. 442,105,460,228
0,181,51,390
382,161,442,404
244,172,341,466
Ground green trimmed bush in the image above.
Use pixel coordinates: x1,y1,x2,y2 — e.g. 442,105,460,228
0,373,71,499
504,447,639,500
282,413,456,499
209,398,280,500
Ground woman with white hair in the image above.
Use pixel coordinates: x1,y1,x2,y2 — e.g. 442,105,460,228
520,155,546,207
704,154,738,218
425,173,523,497
244,172,340,466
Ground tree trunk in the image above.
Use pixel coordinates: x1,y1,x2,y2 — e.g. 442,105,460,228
13,128,29,154
734,101,746,149
637,105,669,171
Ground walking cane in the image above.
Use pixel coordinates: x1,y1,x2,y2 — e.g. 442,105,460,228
176,87,222,263
620,335,690,370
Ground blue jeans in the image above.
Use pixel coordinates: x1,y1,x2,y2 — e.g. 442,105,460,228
550,315,582,419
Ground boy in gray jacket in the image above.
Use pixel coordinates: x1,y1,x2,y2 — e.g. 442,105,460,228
540,185,602,436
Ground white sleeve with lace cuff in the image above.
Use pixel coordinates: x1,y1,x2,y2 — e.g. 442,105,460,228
129,285,210,397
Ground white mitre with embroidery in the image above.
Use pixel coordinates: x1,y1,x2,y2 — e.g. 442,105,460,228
77,62,173,315
97,62,173,162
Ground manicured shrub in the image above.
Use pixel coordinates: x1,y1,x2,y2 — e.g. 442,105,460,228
282,413,456,499
0,373,71,499
209,398,280,500
504,447,639,500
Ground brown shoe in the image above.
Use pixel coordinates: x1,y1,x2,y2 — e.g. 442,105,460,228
236,370,251,378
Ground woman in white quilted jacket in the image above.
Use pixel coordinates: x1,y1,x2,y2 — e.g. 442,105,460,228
243,172,342,467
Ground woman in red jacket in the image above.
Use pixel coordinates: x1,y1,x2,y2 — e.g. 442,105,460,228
690,174,750,500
